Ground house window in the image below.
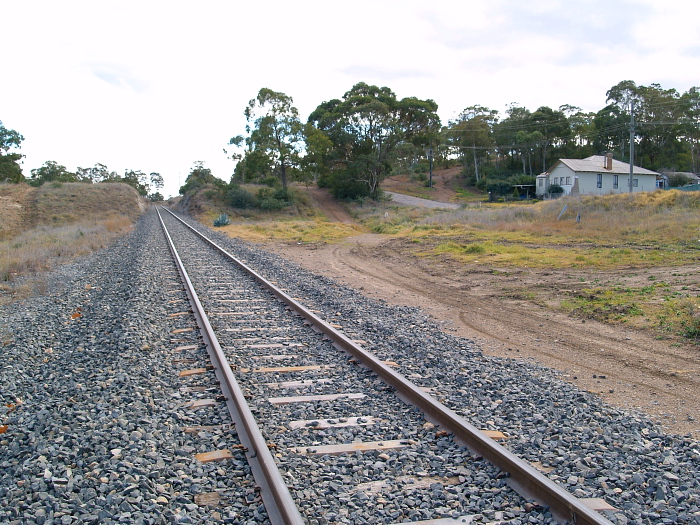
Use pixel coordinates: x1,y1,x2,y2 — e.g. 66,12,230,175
538,179,543,187
597,173,602,188
633,178,638,188
613,175,618,189
565,177,571,185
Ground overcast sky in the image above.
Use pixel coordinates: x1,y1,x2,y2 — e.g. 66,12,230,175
3,0,699,197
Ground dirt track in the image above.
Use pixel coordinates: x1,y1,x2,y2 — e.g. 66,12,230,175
264,188,700,439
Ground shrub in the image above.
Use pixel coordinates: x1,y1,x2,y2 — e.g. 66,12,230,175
486,180,513,196
549,184,564,195
228,187,256,209
667,173,693,187
258,198,287,210
213,213,230,227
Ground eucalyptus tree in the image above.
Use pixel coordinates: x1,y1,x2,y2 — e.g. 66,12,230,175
680,87,700,173
493,104,531,173
635,83,687,169
76,162,110,183
529,106,569,172
0,121,25,183
448,105,498,181
29,161,77,186
308,82,440,198
600,80,698,171
241,88,304,189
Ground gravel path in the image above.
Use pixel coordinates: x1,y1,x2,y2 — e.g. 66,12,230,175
385,192,461,209
1,208,699,525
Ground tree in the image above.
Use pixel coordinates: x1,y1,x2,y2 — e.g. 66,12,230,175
179,161,224,195
242,88,304,189
493,104,532,174
600,80,698,171
76,162,110,183
529,106,569,172
0,121,25,183
666,173,693,187
515,130,543,176
448,105,498,181
149,172,164,191
301,123,333,184
593,104,629,161
29,161,77,186
308,82,440,198
146,172,164,200
680,87,700,173
122,170,149,196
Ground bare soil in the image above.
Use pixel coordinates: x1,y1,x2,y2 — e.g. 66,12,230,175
262,185,700,439
0,183,35,240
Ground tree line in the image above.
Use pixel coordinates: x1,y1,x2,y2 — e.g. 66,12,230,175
0,125,164,200
223,80,700,201
3,79,699,204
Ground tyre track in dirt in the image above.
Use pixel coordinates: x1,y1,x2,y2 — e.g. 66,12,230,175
266,235,700,438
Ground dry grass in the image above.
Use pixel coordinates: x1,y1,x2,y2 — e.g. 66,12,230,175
215,219,363,244
0,182,144,304
395,191,700,269
0,217,133,282
32,182,145,226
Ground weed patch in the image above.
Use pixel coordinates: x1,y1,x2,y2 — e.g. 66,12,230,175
658,298,700,341
561,288,645,322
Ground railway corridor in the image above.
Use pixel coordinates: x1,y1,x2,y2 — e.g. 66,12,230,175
1,207,697,525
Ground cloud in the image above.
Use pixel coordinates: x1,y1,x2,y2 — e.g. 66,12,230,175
88,63,148,93
340,65,436,83
424,0,649,67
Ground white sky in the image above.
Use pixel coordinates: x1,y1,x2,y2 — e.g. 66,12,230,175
2,0,699,198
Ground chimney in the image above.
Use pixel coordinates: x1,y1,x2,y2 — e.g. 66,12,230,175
605,152,613,170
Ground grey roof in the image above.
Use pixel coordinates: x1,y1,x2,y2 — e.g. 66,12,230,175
548,156,659,176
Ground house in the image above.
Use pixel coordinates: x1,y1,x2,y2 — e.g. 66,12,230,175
536,154,660,197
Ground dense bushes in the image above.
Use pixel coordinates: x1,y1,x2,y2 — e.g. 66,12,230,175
226,184,293,210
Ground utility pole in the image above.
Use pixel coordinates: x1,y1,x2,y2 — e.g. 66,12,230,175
428,147,433,188
628,101,635,193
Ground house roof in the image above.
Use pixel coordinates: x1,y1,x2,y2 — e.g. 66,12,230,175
547,156,659,176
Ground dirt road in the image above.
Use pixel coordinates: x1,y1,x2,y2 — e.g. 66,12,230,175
262,214,700,439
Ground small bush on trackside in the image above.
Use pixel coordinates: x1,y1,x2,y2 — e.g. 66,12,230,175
213,213,230,227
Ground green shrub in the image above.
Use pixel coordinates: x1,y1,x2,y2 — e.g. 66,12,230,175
257,187,274,200
667,173,693,187
229,187,256,209
258,198,287,210
213,213,230,227
549,184,564,195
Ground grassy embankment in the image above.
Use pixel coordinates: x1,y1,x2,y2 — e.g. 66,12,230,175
191,186,364,244
0,182,144,301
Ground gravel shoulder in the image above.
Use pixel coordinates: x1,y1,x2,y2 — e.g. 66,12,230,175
261,234,700,439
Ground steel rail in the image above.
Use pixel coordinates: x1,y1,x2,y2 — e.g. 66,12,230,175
161,207,613,525
156,208,304,525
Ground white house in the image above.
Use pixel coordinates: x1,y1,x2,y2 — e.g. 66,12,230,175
536,154,660,197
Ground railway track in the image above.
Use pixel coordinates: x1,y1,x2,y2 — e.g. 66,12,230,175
156,206,615,525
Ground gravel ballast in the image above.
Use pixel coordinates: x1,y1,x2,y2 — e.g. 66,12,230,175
0,210,262,524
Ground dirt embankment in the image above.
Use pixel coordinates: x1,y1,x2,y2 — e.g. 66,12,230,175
0,182,146,239
261,193,700,439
